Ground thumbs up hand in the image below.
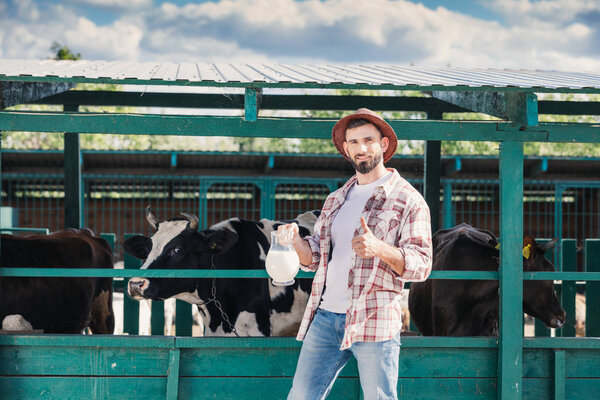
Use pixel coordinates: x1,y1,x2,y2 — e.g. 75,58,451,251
351,217,382,259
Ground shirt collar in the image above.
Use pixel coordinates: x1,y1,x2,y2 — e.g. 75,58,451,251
339,168,401,199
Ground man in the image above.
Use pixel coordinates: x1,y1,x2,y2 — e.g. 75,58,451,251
279,108,432,400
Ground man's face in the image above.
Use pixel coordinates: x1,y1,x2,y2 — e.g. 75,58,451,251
343,123,389,174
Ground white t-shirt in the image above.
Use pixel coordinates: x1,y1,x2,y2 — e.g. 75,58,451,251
320,171,393,313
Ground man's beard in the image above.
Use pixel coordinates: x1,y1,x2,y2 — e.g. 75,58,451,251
350,151,383,174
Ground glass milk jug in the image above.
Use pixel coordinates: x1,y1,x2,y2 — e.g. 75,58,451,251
265,229,300,286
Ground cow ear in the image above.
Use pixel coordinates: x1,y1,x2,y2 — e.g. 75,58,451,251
541,238,559,252
123,235,152,260
523,236,536,248
199,229,238,255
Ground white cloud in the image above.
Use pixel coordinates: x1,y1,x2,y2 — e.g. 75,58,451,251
15,0,40,22
481,0,600,25
0,0,599,71
69,0,153,10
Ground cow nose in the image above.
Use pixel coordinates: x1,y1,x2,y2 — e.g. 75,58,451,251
128,278,149,297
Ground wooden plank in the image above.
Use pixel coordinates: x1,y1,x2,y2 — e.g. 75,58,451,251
559,240,577,337
564,379,600,399
499,140,524,400
0,334,175,348
63,104,81,229
424,139,441,233
166,349,180,400
554,350,566,400
178,377,503,400
2,111,591,142
523,349,552,378
585,239,600,337
123,233,142,335
564,349,600,378
0,345,171,376
175,300,192,336
0,377,166,400
151,300,165,335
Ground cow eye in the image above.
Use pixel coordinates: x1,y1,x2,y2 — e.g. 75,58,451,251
169,247,183,256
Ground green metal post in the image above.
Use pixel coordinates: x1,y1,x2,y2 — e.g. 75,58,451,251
554,185,565,270
498,140,524,400
123,233,141,335
244,87,261,122
443,181,453,229
64,103,81,229
175,301,192,336
534,239,552,337
559,239,576,337
424,111,442,234
424,141,441,233
151,300,165,335
166,348,181,400
586,239,600,337
553,350,565,400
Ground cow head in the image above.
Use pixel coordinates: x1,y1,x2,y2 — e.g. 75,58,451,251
124,207,237,302
521,237,566,329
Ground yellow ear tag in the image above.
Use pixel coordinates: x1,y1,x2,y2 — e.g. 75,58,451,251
522,244,531,259
495,243,500,250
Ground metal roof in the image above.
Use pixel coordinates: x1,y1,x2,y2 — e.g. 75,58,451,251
3,150,600,181
1,59,599,92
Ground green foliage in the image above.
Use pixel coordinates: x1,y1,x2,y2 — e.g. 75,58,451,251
51,42,81,61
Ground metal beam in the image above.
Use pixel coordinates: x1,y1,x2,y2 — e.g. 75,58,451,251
4,74,600,93
33,91,468,113
424,140,441,233
498,140,524,400
30,91,600,115
430,91,539,127
0,81,73,109
424,110,443,234
430,91,506,118
63,103,81,229
4,111,599,142
244,87,262,122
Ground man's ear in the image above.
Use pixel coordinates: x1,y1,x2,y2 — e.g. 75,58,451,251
342,141,349,158
123,235,152,260
381,136,389,153
198,229,239,255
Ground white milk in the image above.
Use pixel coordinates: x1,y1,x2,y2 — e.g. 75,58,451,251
265,249,300,286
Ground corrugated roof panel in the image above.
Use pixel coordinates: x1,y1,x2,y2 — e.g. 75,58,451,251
176,62,200,81
130,62,161,80
149,62,180,81
1,59,599,90
196,63,226,82
258,64,302,83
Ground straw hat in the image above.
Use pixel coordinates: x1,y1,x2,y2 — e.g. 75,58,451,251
331,108,398,162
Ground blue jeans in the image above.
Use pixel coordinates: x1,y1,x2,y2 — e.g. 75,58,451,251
288,308,401,400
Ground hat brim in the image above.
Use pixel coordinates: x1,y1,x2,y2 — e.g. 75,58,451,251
331,112,398,163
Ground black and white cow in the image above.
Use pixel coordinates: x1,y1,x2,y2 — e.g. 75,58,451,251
124,208,318,337
1,228,115,334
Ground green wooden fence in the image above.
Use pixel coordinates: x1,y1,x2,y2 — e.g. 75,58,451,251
2,61,600,399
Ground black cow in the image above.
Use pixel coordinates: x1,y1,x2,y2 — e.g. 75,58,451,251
408,223,566,336
124,208,318,337
1,228,115,334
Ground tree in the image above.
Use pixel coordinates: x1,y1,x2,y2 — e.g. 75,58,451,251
51,42,81,61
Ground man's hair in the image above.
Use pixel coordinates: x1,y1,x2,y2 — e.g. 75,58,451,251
345,119,382,136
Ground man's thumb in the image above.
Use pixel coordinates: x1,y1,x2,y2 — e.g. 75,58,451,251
360,217,371,233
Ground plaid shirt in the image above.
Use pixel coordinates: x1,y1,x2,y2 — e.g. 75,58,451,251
297,168,432,350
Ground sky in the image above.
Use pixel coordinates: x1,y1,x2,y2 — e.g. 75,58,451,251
0,0,599,71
